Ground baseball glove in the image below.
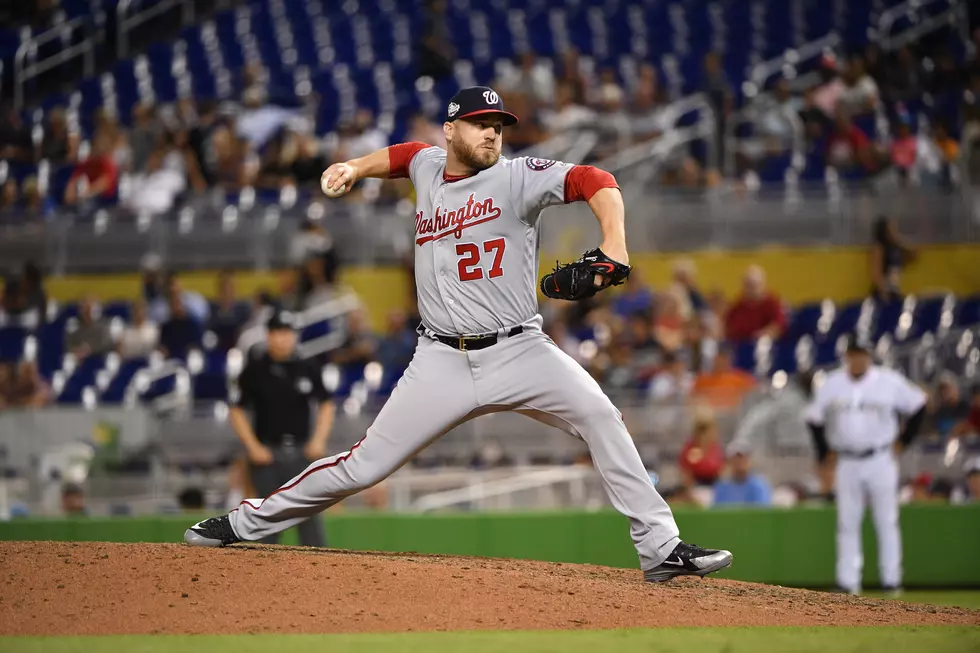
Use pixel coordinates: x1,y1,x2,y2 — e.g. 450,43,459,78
540,247,631,301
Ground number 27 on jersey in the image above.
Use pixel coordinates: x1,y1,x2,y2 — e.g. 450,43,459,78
456,238,506,281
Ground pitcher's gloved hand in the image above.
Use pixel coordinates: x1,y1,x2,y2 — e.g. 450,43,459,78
540,247,631,301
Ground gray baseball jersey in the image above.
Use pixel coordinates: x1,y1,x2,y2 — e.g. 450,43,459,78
408,147,573,335
227,143,684,572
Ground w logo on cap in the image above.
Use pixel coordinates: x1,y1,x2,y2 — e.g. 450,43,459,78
483,90,499,105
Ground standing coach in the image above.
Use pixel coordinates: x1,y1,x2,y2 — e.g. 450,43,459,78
805,333,927,595
229,309,335,546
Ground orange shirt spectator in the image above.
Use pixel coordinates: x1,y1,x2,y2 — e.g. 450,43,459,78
693,346,758,408
724,265,786,343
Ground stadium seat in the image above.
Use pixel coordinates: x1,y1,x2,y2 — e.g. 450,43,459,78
0,327,28,363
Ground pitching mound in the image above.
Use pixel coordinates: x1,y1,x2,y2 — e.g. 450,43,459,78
1,541,977,635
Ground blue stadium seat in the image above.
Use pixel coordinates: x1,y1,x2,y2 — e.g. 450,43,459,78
873,298,905,340
957,295,980,327
785,302,825,340
0,327,28,363
733,341,757,373
101,358,148,403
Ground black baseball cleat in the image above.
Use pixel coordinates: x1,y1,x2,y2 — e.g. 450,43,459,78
643,541,733,582
184,515,242,547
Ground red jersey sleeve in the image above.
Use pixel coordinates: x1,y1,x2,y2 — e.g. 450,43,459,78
387,142,433,179
563,165,619,203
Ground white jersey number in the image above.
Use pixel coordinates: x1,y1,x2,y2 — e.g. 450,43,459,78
456,238,506,281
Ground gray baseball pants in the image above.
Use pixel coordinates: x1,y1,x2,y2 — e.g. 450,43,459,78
228,327,681,569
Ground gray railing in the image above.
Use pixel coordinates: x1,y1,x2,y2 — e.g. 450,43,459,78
116,0,196,58
874,0,969,49
0,186,976,274
13,15,96,111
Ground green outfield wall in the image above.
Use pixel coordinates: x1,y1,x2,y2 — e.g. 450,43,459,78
2,505,977,588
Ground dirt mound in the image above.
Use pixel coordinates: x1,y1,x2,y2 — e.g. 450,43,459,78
1,541,977,635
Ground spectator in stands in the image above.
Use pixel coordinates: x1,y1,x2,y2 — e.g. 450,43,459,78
300,254,338,310
149,272,210,324
889,117,917,182
629,64,669,143
64,132,119,205
882,46,924,109
0,363,14,411
495,51,556,107
128,103,161,174
713,442,773,507
0,179,19,219
649,351,694,402
811,56,846,118
376,311,418,380
418,0,455,80
159,292,204,359
65,296,114,361
679,404,725,488
499,92,546,151
117,299,159,360
0,103,34,162
724,265,786,343
702,51,733,166
209,270,250,351
869,216,916,303
672,258,707,314
40,107,79,164
407,112,445,147
692,344,757,409
19,262,46,324
125,130,204,215
612,269,655,318
926,121,960,188
21,177,54,221
837,56,880,117
6,360,51,409
61,483,87,517
653,285,693,353
826,109,878,176
756,77,802,152
951,385,980,439
336,109,388,162
556,48,591,106
926,373,970,440
543,82,597,136
594,70,632,157
950,457,980,505
331,308,378,367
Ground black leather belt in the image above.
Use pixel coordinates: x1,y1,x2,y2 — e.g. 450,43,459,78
430,326,524,351
837,445,890,459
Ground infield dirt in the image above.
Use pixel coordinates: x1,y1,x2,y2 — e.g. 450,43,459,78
2,541,978,635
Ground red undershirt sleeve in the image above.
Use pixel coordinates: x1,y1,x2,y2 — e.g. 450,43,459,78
387,142,433,179
563,165,620,203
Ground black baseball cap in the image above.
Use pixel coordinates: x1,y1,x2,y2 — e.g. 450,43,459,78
266,309,297,332
445,86,519,126
844,332,874,354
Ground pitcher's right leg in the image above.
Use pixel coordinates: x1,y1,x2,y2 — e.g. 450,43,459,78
185,337,479,546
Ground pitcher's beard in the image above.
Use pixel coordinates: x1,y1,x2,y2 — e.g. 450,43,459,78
452,139,500,171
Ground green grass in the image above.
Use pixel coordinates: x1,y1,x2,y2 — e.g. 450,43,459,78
862,590,980,610
2,627,979,653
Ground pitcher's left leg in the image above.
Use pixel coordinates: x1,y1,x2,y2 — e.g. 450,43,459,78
868,452,902,589
476,331,730,579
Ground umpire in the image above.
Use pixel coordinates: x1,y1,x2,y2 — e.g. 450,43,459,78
229,309,335,546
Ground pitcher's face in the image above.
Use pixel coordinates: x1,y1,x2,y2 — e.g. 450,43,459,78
446,117,504,171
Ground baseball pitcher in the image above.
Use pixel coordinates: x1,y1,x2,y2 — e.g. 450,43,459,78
185,86,733,582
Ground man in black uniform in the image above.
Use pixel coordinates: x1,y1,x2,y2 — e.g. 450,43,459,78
229,310,335,545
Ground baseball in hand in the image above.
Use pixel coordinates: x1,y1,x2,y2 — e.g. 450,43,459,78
321,163,354,198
